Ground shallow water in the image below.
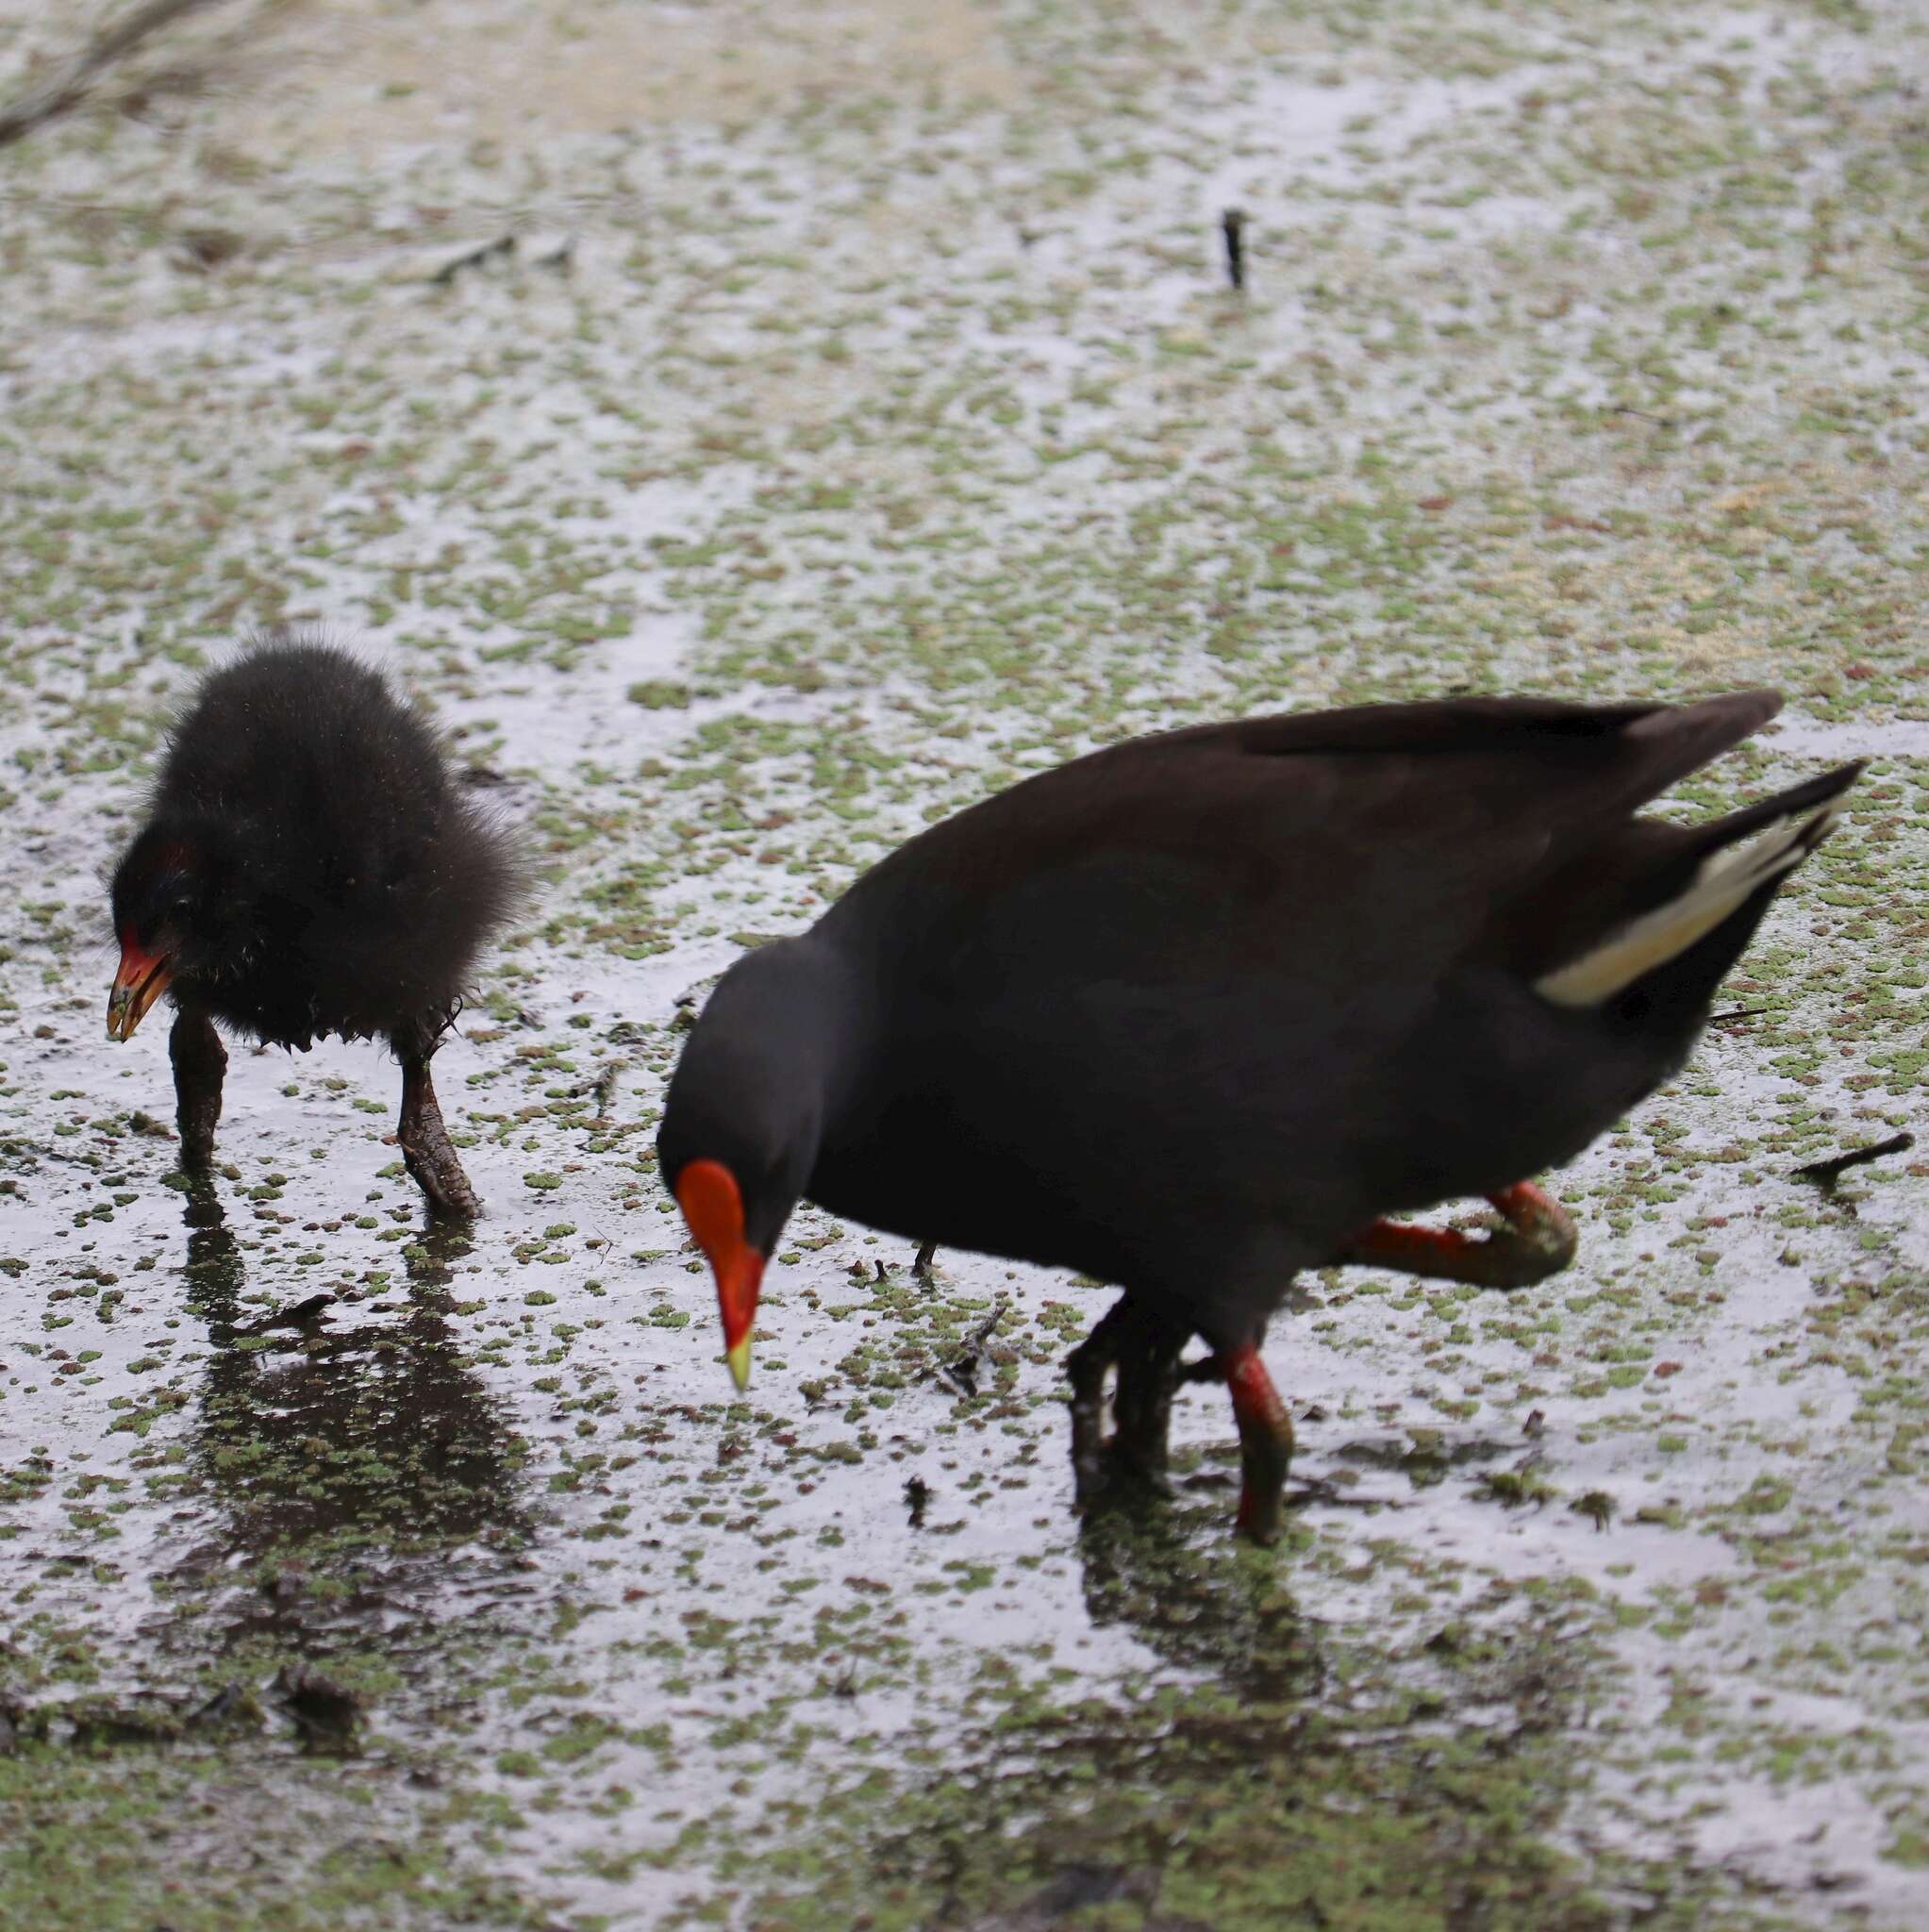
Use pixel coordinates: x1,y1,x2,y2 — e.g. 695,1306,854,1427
3,2,1927,1927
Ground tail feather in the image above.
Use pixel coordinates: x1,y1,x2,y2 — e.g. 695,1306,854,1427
1535,761,1861,1008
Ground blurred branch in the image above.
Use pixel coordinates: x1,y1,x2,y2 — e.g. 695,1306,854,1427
0,0,237,153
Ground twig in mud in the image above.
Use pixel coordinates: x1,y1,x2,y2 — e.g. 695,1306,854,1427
1608,404,1677,429
1221,207,1246,292
1707,1007,1767,1026
1792,1131,1914,1191
928,1306,1004,1394
1284,1477,1400,1512
573,1062,624,1114
430,234,516,287
236,1292,335,1336
0,0,234,153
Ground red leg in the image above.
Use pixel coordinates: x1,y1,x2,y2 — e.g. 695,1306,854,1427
1224,1342,1293,1545
1340,1180,1575,1290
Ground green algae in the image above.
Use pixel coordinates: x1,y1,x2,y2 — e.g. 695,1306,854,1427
716,1516,1714,1932
1,0,1926,1924
0,1748,557,1932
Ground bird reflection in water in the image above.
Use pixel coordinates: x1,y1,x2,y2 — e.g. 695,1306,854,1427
1074,1500,1322,1704
177,1181,529,1581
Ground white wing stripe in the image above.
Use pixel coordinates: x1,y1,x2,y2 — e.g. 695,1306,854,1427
1535,804,1841,1008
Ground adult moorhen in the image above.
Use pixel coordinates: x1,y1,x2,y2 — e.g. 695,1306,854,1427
107,634,524,1216
657,692,1858,1540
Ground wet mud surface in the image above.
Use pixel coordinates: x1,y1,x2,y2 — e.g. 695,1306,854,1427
2,1,1926,1926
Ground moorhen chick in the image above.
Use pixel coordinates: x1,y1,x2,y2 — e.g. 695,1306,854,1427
107,634,524,1216
657,692,1859,1541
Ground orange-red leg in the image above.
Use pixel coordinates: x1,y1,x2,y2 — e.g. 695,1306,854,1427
1224,1342,1293,1545
1340,1180,1576,1291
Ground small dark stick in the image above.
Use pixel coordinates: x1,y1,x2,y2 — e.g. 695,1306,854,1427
904,1475,931,1528
573,1062,623,1113
431,234,516,287
1221,208,1246,292
0,0,233,155
1792,1131,1914,1191
238,1293,336,1338
935,1307,1004,1395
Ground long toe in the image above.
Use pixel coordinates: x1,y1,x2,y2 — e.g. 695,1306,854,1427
1341,1179,1577,1291
408,1145,482,1220
1487,1181,1577,1275
396,1054,483,1220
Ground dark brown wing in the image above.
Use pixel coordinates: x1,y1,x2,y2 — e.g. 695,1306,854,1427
808,692,1787,1297
834,691,1784,998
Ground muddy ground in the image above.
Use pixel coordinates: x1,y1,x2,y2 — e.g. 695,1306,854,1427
2,1,1926,1926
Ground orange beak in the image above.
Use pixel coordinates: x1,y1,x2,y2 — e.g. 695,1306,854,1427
675,1158,765,1391
107,932,174,1042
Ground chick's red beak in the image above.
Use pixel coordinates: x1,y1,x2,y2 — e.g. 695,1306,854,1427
675,1158,765,1391
107,931,174,1042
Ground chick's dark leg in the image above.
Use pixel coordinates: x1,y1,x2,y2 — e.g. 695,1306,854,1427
1340,1180,1576,1291
170,1008,226,1172
396,1049,481,1220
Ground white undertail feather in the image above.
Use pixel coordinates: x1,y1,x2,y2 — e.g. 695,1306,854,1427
1535,801,1845,1008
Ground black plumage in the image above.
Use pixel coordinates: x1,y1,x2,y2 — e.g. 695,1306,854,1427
657,691,1860,1540
107,634,525,1215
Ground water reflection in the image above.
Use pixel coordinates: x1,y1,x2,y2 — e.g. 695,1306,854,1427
1075,1501,1323,1702
178,1179,529,1562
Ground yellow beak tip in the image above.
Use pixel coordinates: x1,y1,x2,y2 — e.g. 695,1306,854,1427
725,1338,753,1391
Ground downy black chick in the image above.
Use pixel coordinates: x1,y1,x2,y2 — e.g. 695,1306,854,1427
107,633,525,1216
